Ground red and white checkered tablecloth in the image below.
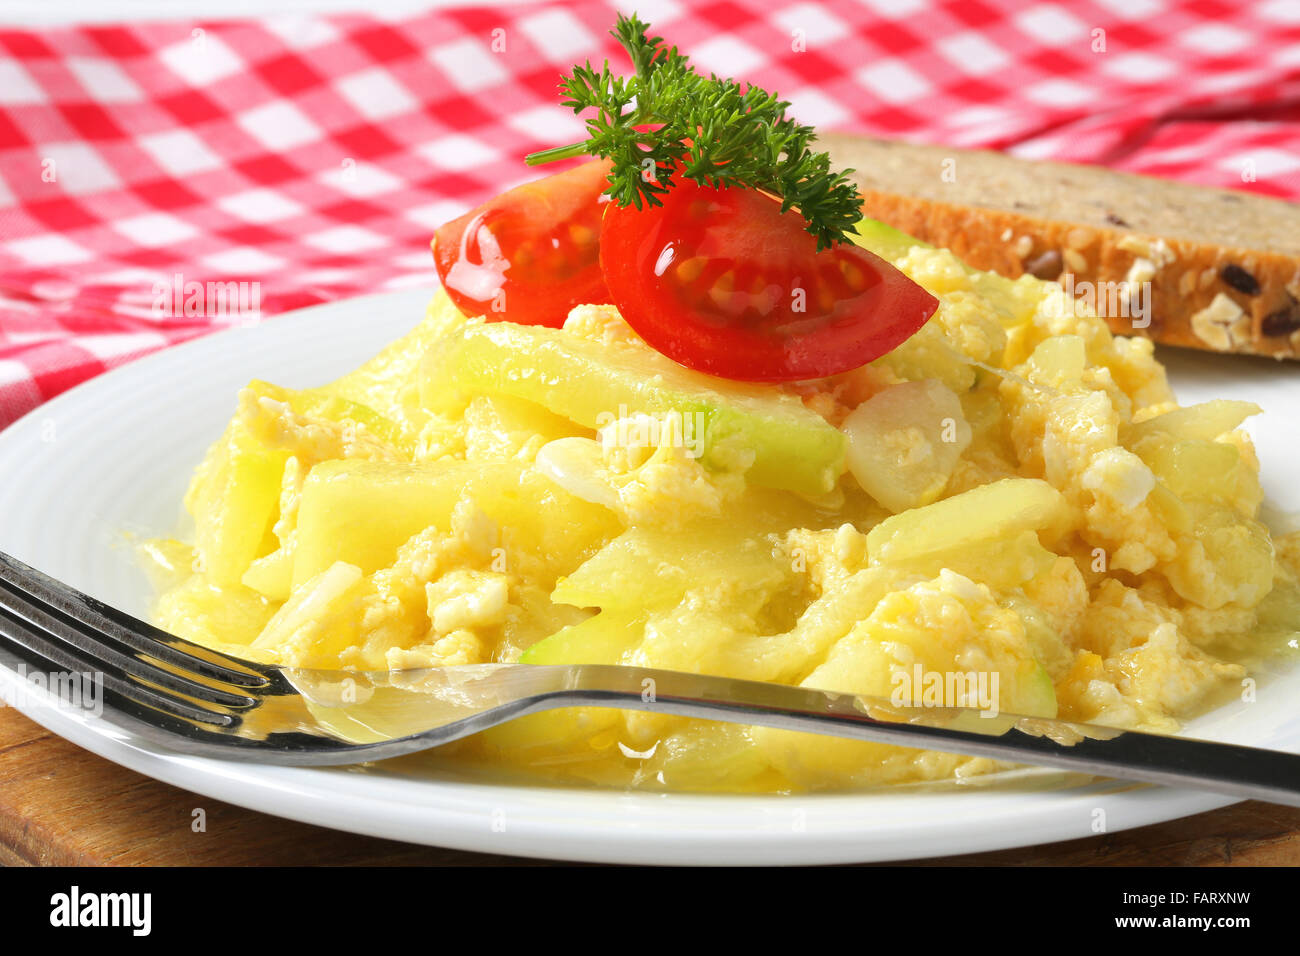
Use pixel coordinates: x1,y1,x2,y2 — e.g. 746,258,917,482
0,0,1297,426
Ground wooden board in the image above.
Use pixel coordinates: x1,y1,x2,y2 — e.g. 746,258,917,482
2,705,1299,866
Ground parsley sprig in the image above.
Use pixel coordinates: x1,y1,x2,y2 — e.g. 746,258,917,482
525,14,862,250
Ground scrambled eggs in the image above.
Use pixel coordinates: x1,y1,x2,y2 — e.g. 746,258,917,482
143,236,1300,793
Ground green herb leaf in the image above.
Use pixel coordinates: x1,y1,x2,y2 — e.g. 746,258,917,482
525,13,862,250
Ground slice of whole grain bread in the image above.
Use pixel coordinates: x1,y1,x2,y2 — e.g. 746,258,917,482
821,134,1300,360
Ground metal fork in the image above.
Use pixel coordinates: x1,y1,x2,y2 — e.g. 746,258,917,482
3,550,1300,806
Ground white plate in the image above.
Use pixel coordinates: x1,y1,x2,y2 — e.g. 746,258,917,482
0,289,1297,866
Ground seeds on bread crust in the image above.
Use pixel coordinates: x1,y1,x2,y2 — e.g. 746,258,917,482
1025,250,1063,280
1190,293,1249,350
1262,293,1300,337
1221,264,1261,296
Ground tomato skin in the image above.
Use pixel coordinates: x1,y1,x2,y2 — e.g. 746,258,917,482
598,179,939,382
432,160,613,328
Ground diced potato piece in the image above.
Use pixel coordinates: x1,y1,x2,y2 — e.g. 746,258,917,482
420,321,846,496
553,519,788,612
519,609,643,665
292,459,617,590
1141,438,1252,509
478,466,621,578
187,419,289,588
843,378,972,512
253,561,367,666
152,575,278,657
242,547,293,601
1129,399,1261,445
554,529,688,610
292,460,512,588
1027,334,1087,387
464,394,587,461
889,529,1059,589
867,478,1070,567
1147,481,1192,534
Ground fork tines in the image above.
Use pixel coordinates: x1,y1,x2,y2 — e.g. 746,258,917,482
0,551,271,728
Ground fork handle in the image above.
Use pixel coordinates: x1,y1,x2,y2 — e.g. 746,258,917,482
516,664,1300,807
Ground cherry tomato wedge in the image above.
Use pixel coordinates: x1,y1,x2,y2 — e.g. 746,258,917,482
598,178,939,381
432,159,613,327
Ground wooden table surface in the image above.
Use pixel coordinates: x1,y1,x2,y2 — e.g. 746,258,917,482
3,705,1298,867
